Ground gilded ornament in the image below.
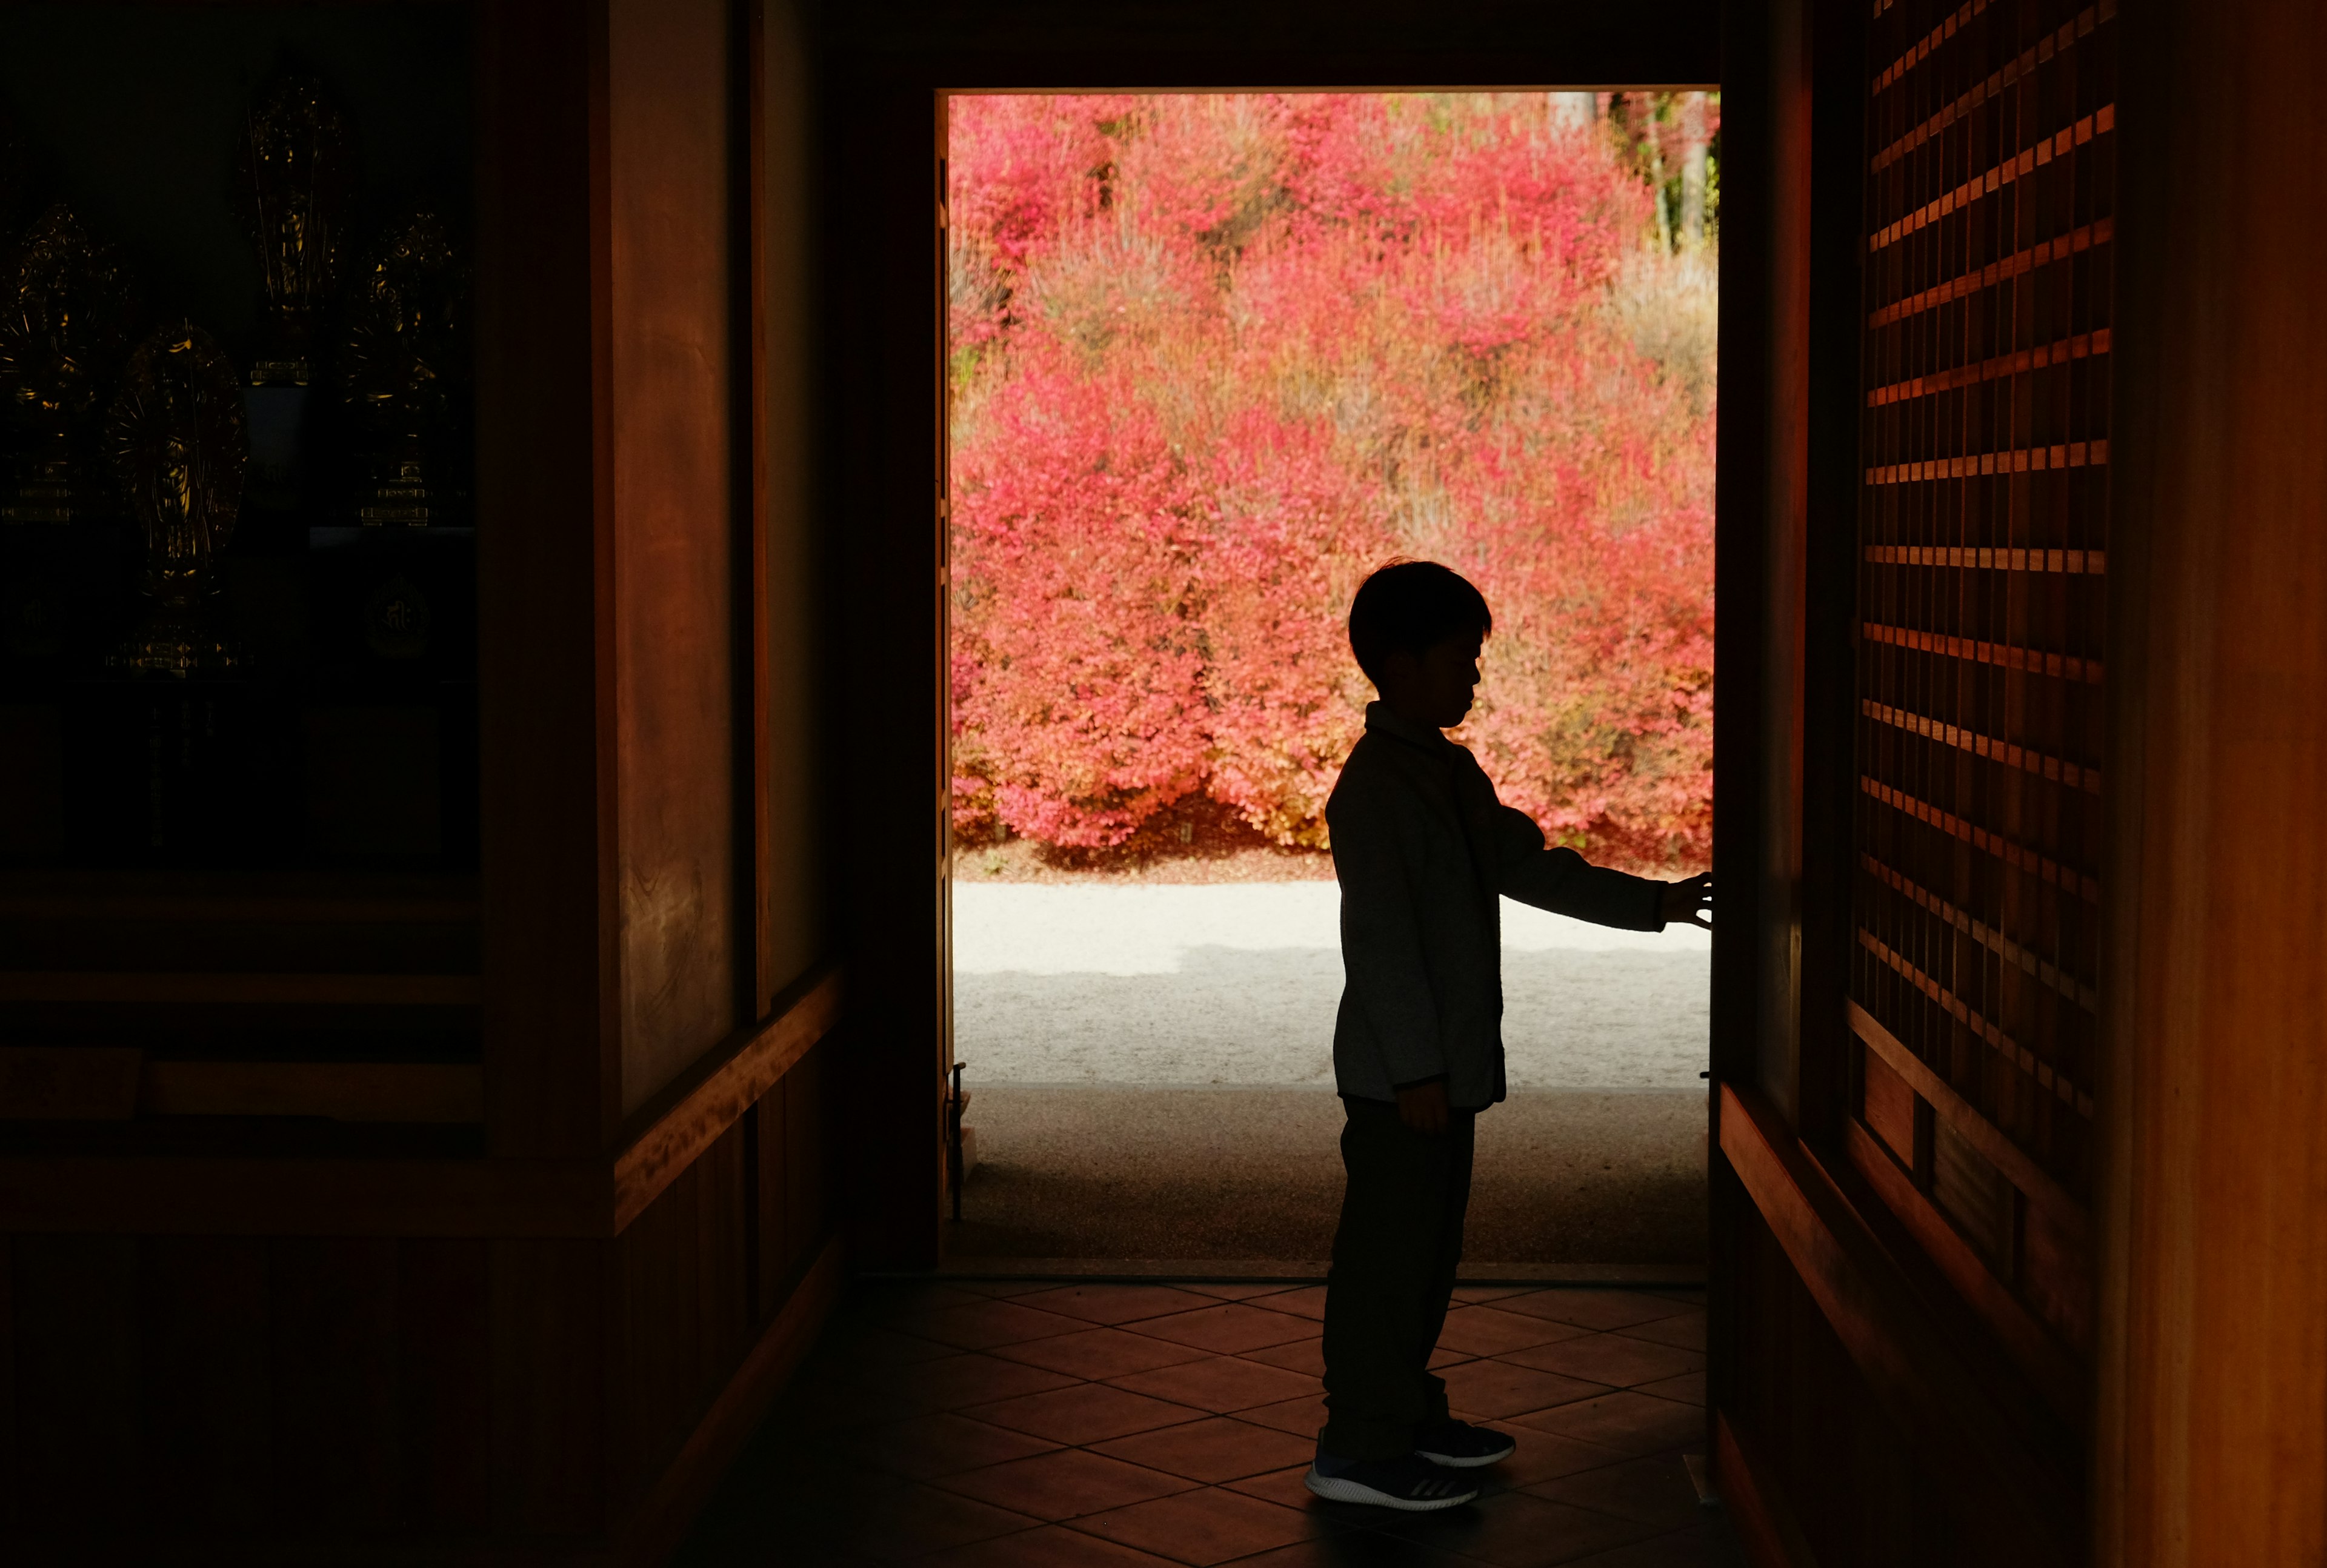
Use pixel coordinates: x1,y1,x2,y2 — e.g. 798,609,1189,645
105,323,249,676
341,211,464,526
0,202,136,523
232,68,356,387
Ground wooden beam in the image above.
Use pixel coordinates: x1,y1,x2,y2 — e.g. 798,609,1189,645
139,1063,486,1124
611,966,842,1229
1718,1081,2082,1561
1848,1002,2087,1243
0,1157,607,1237
0,973,481,1006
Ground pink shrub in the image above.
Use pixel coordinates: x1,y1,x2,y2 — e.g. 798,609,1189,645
949,93,1717,867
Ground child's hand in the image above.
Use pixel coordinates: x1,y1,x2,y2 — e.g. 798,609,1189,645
1661,872,1713,931
1396,1079,1451,1135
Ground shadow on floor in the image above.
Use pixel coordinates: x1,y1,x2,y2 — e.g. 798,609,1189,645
944,1089,1710,1266
679,1278,1742,1566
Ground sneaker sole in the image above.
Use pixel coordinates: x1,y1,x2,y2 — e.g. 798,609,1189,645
1303,1467,1479,1511
1416,1442,1517,1469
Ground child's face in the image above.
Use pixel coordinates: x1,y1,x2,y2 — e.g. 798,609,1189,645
1382,631,1483,731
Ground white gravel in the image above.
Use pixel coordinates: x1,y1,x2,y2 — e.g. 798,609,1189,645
953,882,1709,1089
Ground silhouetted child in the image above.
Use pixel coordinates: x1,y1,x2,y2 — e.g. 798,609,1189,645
1303,560,1712,1511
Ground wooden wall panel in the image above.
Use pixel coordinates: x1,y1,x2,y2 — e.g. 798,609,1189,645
2097,1,2327,1563
607,0,745,1118
9,1237,140,1533
138,1237,270,1533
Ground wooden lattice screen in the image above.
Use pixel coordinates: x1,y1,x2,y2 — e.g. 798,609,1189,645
1851,0,2115,1394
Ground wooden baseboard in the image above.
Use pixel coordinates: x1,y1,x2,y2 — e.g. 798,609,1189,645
619,1230,848,1566
1714,1409,1820,1568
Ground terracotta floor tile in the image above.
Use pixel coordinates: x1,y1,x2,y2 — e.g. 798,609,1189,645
833,1410,1060,1480
1225,1535,1483,1567
1176,1283,1303,1300
1435,1306,1595,1357
1467,1424,1637,1493
1453,1285,1534,1303
1494,1291,1695,1332
1071,1484,1325,1566
897,1353,1082,1415
856,1283,991,1323
1375,1488,1665,1566
1560,1521,1744,1567
1614,1312,1708,1354
1436,1358,1613,1421
819,1323,961,1366
1524,1453,1713,1532
994,1325,1212,1380
945,1279,1066,1298
967,1381,1205,1444
1648,1288,1708,1308
1242,1337,1329,1377
1500,1334,1705,1390
934,1447,1197,1523
1634,1372,1704,1407
1236,1391,1330,1438
1509,1394,1705,1460
906,1297,1098,1351
922,1523,1187,1567
828,1478,1045,1561
1266,1285,1332,1320
1106,1354,1320,1414
1428,1345,1477,1371
1221,1463,1327,1514
1014,1283,1223,1325
1090,1415,1318,1484
1135,1303,1319,1355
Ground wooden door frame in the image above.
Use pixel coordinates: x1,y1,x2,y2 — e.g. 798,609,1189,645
816,10,1729,1273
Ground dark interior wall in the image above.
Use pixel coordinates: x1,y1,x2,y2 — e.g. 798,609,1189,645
606,0,743,1116
0,3,470,357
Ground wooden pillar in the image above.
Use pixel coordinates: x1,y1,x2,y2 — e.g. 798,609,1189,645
2097,0,2327,1561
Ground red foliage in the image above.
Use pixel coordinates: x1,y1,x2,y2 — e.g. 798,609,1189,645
949,94,1716,865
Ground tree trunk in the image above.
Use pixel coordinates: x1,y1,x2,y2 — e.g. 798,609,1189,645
1680,91,1710,247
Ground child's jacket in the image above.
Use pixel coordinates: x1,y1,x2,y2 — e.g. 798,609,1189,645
1325,702,1667,1109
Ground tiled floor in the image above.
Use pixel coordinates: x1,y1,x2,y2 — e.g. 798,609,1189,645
681,1279,1743,1567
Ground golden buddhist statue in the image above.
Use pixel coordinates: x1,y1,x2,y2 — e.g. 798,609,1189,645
0,203,136,523
341,211,464,525
105,324,249,676
232,68,355,388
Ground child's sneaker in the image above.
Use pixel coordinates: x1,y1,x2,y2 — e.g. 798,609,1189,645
1413,1419,1517,1467
1304,1450,1481,1510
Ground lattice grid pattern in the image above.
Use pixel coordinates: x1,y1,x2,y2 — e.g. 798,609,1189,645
1853,0,2116,1240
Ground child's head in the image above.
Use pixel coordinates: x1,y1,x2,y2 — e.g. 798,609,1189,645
1348,560,1493,730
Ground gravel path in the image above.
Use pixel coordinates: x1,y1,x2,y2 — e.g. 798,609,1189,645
953,882,1711,1090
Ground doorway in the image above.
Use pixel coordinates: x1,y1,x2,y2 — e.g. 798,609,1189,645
937,90,1719,1270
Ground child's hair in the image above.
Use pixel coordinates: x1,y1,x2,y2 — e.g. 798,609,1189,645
1347,560,1493,684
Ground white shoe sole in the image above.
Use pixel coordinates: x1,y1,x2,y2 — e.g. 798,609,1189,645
1416,1441,1516,1469
1303,1466,1479,1511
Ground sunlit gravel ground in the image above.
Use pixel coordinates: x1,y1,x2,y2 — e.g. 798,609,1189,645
952,881,1711,1090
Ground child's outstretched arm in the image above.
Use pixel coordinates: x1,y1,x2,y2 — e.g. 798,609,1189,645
1483,791,1708,932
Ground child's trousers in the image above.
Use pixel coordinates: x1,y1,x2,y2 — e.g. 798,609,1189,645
1317,1095,1477,1460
